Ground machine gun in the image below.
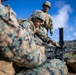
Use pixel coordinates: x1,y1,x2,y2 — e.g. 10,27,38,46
45,28,76,61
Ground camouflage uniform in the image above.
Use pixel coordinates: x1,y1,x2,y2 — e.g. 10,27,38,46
0,6,46,68
17,59,68,75
0,5,68,75
19,20,46,45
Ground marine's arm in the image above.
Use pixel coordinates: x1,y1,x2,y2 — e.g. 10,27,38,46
36,26,51,43
49,15,54,36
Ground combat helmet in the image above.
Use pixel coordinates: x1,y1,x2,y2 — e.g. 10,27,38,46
30,10,46,21
42,1,51,8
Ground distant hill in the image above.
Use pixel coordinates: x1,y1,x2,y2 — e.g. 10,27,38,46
64,40,76,49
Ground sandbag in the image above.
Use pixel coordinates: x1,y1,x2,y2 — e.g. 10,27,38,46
0,60,15,75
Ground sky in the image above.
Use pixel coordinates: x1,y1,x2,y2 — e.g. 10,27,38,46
3,0,76,42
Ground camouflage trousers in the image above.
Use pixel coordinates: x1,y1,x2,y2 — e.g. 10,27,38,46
16,59,68,75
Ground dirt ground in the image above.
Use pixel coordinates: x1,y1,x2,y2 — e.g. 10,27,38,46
67,59,76,75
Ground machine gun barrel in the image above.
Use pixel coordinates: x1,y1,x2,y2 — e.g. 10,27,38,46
59,28,64,47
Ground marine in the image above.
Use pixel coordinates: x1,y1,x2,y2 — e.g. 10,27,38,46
0,4,68,75
41,1,54,36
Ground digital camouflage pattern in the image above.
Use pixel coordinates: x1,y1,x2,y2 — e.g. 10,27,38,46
20,19,48,45
0,5,46,68
16,59,68,75
30,10,46,21
0,5,68,75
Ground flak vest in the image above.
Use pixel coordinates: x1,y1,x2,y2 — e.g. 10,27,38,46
42,12,52,30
